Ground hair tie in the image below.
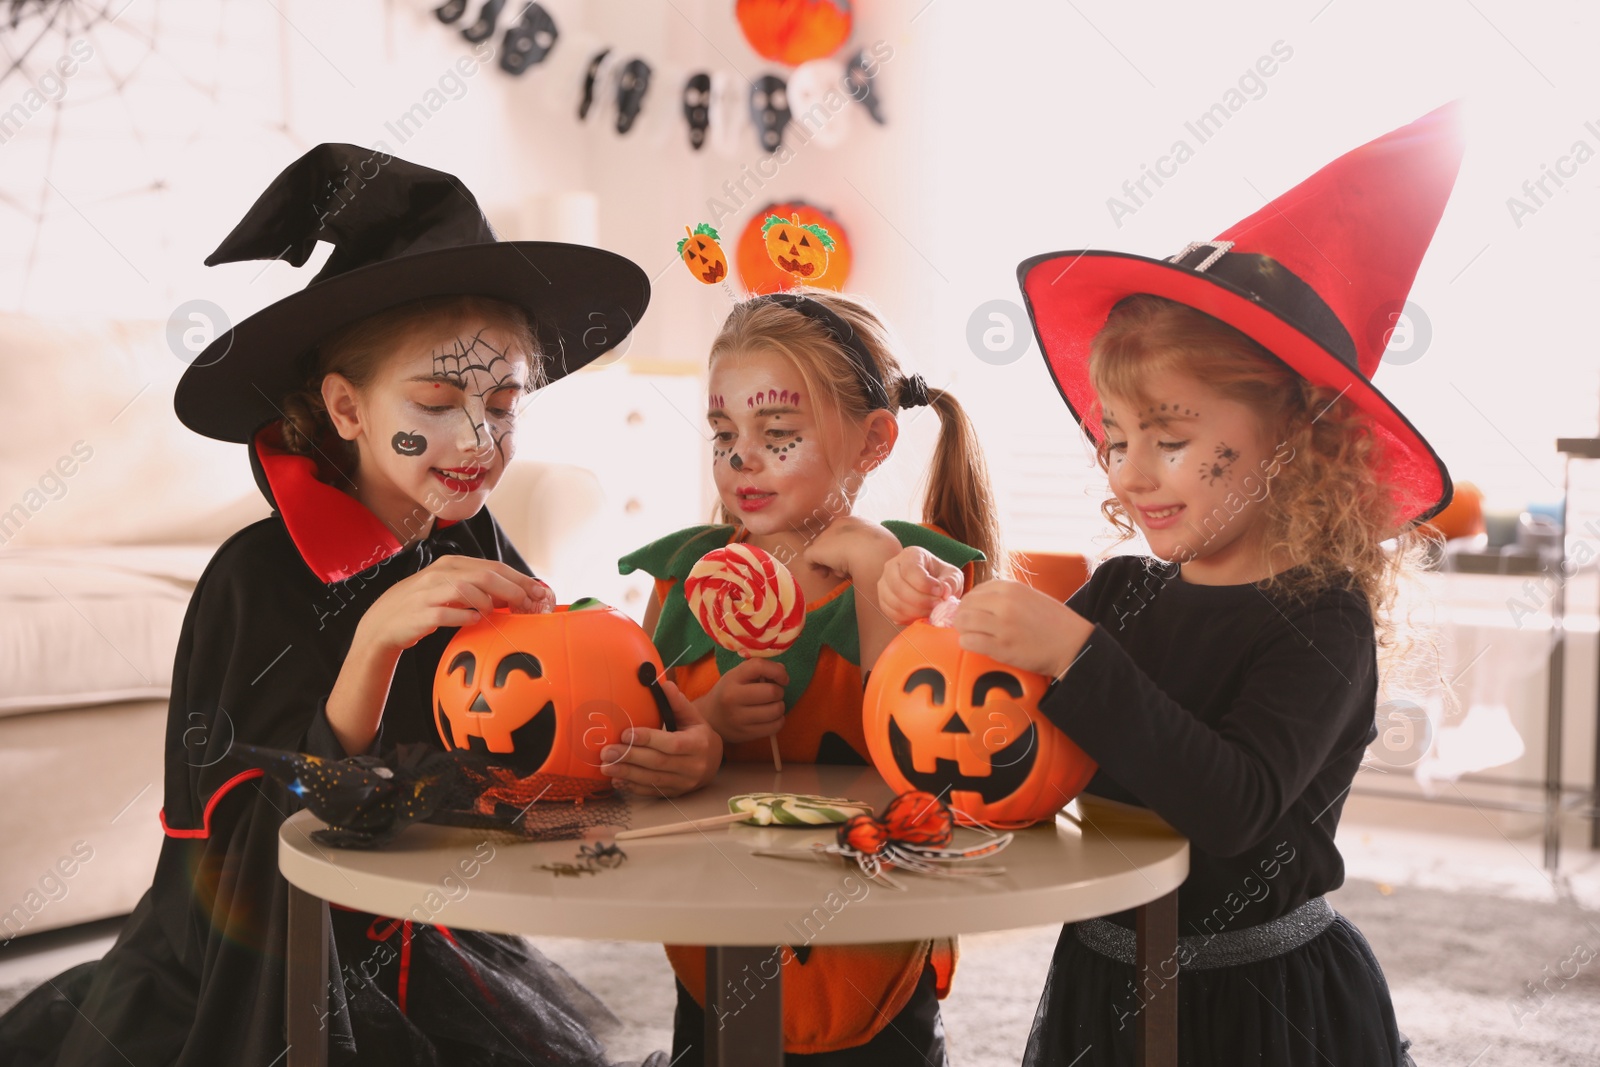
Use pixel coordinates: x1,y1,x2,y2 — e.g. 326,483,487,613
898,374,930,410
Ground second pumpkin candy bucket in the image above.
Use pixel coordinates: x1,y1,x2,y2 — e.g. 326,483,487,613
432,598,670,780
862,619,1098,829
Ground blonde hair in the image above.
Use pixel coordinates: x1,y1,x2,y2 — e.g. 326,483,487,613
279,295,542,477
709,288,1005,582
1087,293,1442,665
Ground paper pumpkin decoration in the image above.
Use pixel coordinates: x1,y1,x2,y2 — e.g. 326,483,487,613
678,223,728,284
433,598,669,778
736,200,851,293
862,620,1098,829
735,0,852,66
762,212,834,280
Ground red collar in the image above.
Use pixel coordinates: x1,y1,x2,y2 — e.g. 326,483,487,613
250,422,457,584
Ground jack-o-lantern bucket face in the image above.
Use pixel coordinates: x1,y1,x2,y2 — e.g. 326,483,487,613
863,620,1098,828
433,599,667,779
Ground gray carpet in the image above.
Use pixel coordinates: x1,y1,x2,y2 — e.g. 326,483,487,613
3,880,1597,1063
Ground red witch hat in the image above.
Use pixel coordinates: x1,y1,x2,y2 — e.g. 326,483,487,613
1017,101,1465,526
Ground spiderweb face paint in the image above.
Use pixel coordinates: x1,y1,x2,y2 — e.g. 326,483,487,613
360,324,533,529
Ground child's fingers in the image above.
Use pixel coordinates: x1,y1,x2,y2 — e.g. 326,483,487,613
731,657,788,686
605,761,692,794
726,701,785,729
731,680,785,707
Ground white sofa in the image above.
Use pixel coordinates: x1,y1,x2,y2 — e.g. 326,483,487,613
0,311,609,940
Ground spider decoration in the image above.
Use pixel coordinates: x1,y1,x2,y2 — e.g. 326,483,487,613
752,790,1012,890
537,841,627,877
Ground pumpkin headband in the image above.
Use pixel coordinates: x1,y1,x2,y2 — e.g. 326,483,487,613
753,291,930,413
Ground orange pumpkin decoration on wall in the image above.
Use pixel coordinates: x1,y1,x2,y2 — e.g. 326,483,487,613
433,599,669,779
736,200,851,294
735,0,852,66
862,620,1098,829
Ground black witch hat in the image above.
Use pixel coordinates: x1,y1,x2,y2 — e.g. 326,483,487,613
174,143,650,443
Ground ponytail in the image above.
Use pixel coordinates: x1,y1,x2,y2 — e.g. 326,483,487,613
909,380,1004,584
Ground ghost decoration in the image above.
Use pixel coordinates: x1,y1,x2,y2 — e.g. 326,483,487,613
786,59,851,148
749,74,791,154
499,2,558,76
844,46,886,125
615,58,652,135
683,72,711,150
460,0,505,43
578,48,612,120
707,70,749,158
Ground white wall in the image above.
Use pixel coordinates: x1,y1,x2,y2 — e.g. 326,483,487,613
2,0,1596,557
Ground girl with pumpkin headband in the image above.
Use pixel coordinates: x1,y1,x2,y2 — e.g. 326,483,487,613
616,286,1002,1064
882,104,1464,1065
0,144,714,1067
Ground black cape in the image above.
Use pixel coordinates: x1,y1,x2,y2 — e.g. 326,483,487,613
0,424,650,1067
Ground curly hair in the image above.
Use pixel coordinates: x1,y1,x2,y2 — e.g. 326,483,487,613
1086,294,1443,667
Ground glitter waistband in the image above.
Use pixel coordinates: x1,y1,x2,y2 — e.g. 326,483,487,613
1072,896,1336,972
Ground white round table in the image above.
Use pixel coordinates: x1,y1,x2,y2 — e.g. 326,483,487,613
280,763,1188,1066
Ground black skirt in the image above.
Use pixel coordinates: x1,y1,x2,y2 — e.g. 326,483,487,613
0,888,663,1067
1022,913,1415,1067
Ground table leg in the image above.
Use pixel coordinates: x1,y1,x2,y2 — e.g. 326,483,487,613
285,882,329,1067
704,945,784,1066
1135,889,1179,1066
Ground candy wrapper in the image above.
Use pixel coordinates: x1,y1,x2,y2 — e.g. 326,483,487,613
752,789,1012,889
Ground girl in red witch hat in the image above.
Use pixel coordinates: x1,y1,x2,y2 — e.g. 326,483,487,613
879,103,1465,1064
0,144,709,1067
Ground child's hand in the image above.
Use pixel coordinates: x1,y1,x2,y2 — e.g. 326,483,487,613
600,680,723,796
879,546,964,624
801,516,902,584
951,580,1095,679
701,657,789,743
356,557,549,654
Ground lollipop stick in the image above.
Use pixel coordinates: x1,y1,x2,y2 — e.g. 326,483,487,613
614,811,750,841
769,734,783,772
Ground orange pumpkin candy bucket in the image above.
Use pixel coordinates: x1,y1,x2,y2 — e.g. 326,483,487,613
862,619,1098,829
432,598,669,779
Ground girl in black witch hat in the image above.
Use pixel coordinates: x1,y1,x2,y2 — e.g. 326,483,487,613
880,104,1465,1064
0,144,716,1067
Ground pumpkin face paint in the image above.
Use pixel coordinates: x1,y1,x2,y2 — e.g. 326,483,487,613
347,322,530,532
1099,371,1288,585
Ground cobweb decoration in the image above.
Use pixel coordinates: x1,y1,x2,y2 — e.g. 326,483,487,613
0,0,302,304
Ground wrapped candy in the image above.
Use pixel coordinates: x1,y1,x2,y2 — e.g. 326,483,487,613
752,789,1013,889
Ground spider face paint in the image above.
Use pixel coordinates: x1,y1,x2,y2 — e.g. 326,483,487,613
707,351,856,537
1099,373,1284,584
350,322,531,532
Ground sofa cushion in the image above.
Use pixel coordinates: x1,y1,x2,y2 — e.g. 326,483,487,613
0,546,214,717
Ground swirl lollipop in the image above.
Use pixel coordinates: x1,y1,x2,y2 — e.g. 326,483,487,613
685,543,805,767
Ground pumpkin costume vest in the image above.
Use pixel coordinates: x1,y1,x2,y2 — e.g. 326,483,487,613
619,520,983,1054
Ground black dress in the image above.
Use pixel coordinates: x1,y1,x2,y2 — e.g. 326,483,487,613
1023,555,1414,1067
0,428,658,1067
